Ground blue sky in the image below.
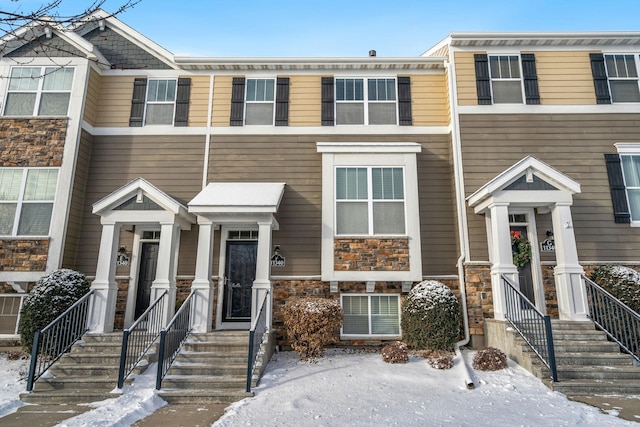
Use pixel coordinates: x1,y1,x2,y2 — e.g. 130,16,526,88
4,0,640,57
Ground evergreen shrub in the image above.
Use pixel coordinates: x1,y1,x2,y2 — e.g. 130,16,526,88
590,265,640,314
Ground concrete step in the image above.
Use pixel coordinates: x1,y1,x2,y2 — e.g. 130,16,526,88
550,379,640,396
81,333,124,344
59,352,122,365
556,365,640,380
553,352,633,366
181,342,249,354
167,364,246,376
50,362,147,377
551,330,608,341
160,375,246,390
20,388,122,404
32,375,128,391
550,321,599,331
176,352,248,364
548,340,620,353
70,342,123,354
157,389,253,404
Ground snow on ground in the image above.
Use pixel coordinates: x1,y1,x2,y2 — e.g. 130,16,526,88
0,348,636,426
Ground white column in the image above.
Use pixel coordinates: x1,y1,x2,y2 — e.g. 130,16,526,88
150,222,180,328
88,222,121,333
191,218,215,333
552,203,588,320
253,220,273,328
487,203,518,321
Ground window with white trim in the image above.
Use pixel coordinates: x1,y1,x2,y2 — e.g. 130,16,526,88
335,167,405,235
335,78,397,125
0,168,58,236
144,79,177,125
620,154,640,220
341,294,400,336
4,66,74,116
489,55,523,104
245,78,275,125
604,54,640,102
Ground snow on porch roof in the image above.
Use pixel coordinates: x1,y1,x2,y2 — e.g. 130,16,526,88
188,182,286,214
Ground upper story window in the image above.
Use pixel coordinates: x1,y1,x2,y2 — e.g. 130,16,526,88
620,155,640,221
335,166,405,235
144,79,177,125
245,78,275,125
489,56,523,103
0,168,58,236
4,66,74,116
335,78,397,125
129,78,191,127
474,54,539,105
604,55,640,102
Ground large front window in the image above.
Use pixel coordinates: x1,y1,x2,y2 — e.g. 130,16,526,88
4,66,74,116
335,167,405,235
145,79,177,125
335,78,397,125
0,168,58,236
341,294,400,336
604,54,640,103
245,78,275,125
489,55,523,104
621,155,640,220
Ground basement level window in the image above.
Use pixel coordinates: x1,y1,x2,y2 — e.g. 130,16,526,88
341,294,400,337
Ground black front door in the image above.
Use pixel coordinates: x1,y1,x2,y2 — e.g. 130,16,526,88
510,225,536,304
223,241,257,322
135,242,159,319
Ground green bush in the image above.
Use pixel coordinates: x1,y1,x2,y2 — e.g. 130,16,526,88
18,269,90,353
401,280,461,351
590,265,640,314
283,298,343,361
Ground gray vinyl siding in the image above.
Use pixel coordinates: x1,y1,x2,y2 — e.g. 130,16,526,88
460,113,640,262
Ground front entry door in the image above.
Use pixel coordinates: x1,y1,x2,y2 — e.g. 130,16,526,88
510,225,535,303
135,242,159,319
223,241,257,322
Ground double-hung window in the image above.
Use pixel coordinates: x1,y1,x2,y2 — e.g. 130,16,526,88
4,66,74,116
245,78,275,125
0,168,58,236
489,55,523,103
341,294,400,336
335,167,405,235
144,79,177,125
335,78,397,125
604,55,640,103
620,155,640,221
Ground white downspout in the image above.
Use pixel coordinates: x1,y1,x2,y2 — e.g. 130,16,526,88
446,55,475,389
202,74,214,189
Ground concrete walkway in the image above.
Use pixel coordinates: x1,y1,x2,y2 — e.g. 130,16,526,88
568,395,640,424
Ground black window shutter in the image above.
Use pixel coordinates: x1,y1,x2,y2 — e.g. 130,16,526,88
604,153,631,223
474,54,492,105
230,77,246,126
590,53,612,105
129,78,147,127
174,78,191,127
397,76,412,126
521,54,540,105
321,77,335,126
275,77,290,126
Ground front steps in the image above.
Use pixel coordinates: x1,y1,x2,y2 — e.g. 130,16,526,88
20,333,151,404
157,330,254,404
514,321,640,395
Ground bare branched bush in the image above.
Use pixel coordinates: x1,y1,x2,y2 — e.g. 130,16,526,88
283,298,342,361
472,347,508,371
381,341,409,364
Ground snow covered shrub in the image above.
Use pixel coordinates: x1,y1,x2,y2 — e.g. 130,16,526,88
472,347,507,371
283,298,343,361
18,269,90,353
590,265,640,314
381,341,409,364
401,280,461,351
429,354,454,370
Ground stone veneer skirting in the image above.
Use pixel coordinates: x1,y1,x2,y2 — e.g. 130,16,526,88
0,118,67,167
0,239,49,271
334,238,409,271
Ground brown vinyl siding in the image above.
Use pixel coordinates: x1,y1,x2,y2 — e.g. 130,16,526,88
94,76,135,127
211,75,233,126
454,52,479,106
289,75,322,126
187,75,210,127
460,113,640,262
411,74,450,126
535,51,597,105
83,68,101,126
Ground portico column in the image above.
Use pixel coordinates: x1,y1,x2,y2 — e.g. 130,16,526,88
487,203,519,321
253,220,273,328
191,218,215,333
150,222,181,328
552,203,588,320
88,222,121,333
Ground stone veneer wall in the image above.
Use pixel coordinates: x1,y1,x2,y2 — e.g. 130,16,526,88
0,240,49,271
0,118,67,167
463,264,493,345
334,238,409,271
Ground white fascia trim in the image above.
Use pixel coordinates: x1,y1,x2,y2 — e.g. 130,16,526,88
316,142,422,153
0,271,46,282
82,122,207,136
421,35,452,57
615,143,640,153
458,104,640,115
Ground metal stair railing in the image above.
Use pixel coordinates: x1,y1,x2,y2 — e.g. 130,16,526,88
26,290,94,392
117,290,168,388
155,291,195,390
584,275,640,363
246,290,269,392
502,275,558,382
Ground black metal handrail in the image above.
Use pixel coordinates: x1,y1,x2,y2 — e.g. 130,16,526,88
26,290,93,392
246,290,269,392
155,291,195,389
584,275,640,363
502,275,558,382
117,290,168,388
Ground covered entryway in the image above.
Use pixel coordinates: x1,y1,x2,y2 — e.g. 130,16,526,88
223,240,257,322
467,157,588,321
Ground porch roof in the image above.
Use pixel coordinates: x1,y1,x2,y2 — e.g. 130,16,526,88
188,182,286,214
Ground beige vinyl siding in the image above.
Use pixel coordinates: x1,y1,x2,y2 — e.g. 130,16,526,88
454,52,479,106
94,76,135,127
411,74,450,126
75,135,205,275
535,51,597,105
460,113,640,262
289,75,321,126
83,69,101,126
212,75,233,127
187,75,210,127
